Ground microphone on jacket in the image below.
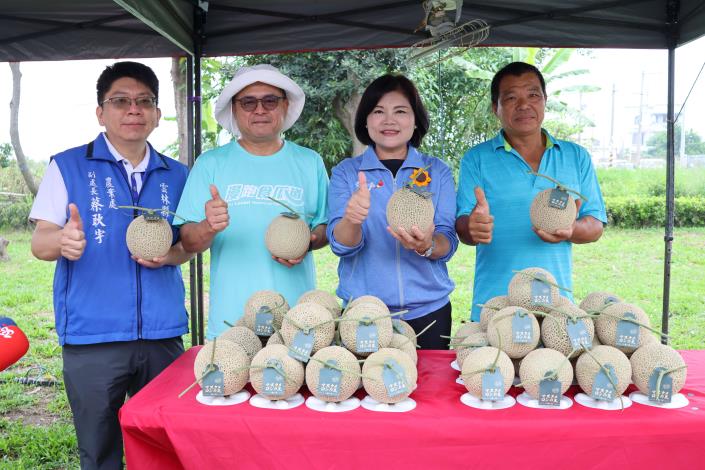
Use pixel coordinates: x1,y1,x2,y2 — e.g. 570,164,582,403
0,317,30,372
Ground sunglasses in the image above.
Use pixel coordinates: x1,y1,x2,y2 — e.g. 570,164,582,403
233,95,285,112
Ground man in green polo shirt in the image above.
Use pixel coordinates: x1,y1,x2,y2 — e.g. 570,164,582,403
456,61,607,322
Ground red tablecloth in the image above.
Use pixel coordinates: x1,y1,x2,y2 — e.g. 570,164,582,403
119,348,705,470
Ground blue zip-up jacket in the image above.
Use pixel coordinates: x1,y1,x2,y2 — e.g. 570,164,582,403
326,146,458,320
51,134,189,345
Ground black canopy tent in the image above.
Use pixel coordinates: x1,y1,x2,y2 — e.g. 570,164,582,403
2,1,704,345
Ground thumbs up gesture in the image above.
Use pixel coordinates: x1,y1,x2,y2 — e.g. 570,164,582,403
61,203,86,260
343,172,371,225
468,187,494,244
205,184,229,233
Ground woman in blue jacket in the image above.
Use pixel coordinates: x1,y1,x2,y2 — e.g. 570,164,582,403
326,74,458,349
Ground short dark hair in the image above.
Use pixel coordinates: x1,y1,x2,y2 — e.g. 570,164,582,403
96,61,159,105
491,62,546,106
354,74,430,148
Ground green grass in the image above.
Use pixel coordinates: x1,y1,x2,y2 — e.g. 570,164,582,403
596,167,705,198
1,226,704,467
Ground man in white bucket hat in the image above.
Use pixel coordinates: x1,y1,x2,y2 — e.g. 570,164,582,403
176,64,329,339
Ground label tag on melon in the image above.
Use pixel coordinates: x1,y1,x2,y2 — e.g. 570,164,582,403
202,365,225,397
615,312,640,348
481,369,504,401
604,296,619,306
566,318,592,350
538,376,562,406
289,329,315,363
548,188,569,210
254,307,274,337
530,274,552,306
382,358,409,398
511,309,533,343
318,360,342,398
592,364,618,401
356,319,379,353
647,367,673,403
262,359,286,398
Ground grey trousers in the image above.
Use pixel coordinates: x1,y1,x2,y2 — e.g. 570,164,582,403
62,337,184,470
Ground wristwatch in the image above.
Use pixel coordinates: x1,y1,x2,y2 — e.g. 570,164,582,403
416,237,435,258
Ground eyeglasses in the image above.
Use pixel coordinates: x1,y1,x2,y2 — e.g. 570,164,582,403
233,95,285,112
100,96,158,110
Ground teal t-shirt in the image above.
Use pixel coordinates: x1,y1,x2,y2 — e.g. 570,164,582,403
176,140,329,339
456,130,607,322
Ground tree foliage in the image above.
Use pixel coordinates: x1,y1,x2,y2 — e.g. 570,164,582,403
646,124,705,157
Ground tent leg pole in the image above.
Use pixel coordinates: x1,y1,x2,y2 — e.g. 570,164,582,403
194,7,205,346
662,9,678,344
186,55,200,347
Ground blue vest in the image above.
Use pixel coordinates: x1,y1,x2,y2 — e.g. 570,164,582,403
51,134,189,345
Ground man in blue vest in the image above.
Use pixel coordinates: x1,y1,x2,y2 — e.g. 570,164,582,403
456,62,607,322
29,61,192,470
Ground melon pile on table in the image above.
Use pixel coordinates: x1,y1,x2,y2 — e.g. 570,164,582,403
452,267,688,402
192,289,419,404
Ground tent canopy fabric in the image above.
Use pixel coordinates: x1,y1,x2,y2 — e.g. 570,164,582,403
1,0,704,62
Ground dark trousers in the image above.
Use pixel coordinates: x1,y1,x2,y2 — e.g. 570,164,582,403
62,337,184,470
406,301,452,350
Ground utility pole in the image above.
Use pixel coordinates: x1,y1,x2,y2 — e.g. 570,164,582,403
634,71,645,167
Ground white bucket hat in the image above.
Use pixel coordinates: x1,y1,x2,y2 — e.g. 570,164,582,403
214,64,305,137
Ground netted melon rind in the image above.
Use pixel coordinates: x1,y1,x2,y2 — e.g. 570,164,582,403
479,296,510,331
339,302,393,356
389,333,418,365
298,290,342,318
386,187,435,234
507,267,560,312
243,290,290,336
348,295,387,311
218,326,263,360
519,348,573,399
456,332,489,369
125,216,173,260
362,348,418,404
305,346,362,402
265,215,310,260
280,302,335,356
460,346,514,399
575,345,632,397
250,344,305,399
540,303,595,357
392,319,418,347
629,342,687,396
193,341,250,396
487,307,540,359
579,291,622,313
529,188,577,234
595,302,654,354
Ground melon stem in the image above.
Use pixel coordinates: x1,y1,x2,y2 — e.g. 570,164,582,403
178,339,219,398
117,204,193,224
526,171,588,201
266,196,302,218
588,311,669,339
655,364,688,398
511,270,572,293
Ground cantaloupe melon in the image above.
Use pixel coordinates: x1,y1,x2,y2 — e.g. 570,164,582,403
298,290,342,318
218,326,262,360
540,302,595,357
595,302,654,354
386,187,434,234
479,296,510,331
519,348,573,399
529,188,577,234
280,302,335,356
460,346,514,399
392,319,418,347
126,215,173,259
339,302,393,356
250,344,305,400
348,295,387,311
362,348,418,404
389,333,418,365
579,291,621,313
305,346,362,403
630,342,687,397
508,267,560,312
193,341,250,396
243,290,290,336
575,345,631,398
456,332,489,369
487,307,540,359
265,214,310,260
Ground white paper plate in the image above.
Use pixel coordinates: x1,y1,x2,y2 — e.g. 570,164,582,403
629,391,689,409
460,392,516,410
249,393,305,410
450,359,461,371
574,392,632,410
360,395,417,412
195,390,250,406
305,396,361,412
516,391,573,410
